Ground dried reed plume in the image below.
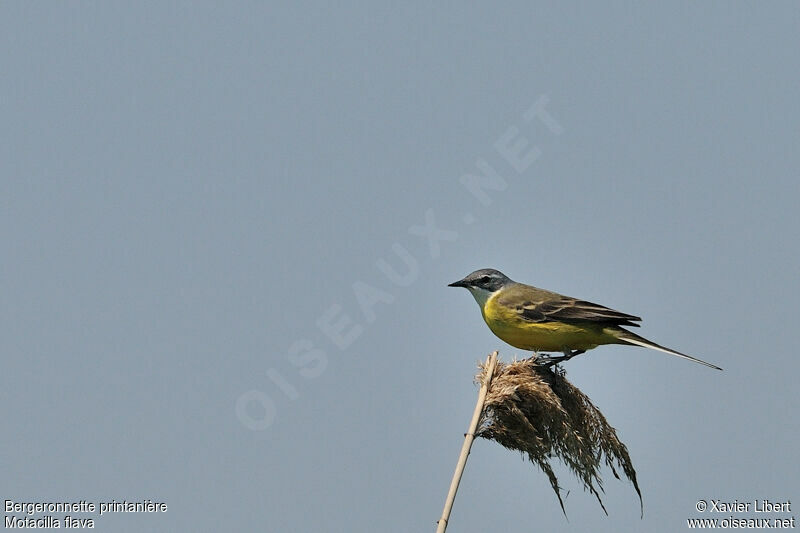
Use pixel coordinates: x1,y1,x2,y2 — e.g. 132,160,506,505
476,356,642,517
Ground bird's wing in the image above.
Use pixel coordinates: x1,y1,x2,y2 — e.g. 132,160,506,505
498,285,642,327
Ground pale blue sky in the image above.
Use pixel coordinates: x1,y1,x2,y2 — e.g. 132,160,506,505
2,2,798,532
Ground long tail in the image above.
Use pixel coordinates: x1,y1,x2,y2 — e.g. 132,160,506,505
615,330,722,371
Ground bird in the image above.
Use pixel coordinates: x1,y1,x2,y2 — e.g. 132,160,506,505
448,268,722,370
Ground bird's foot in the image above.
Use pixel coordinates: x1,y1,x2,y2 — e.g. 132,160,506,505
534,353,561,367
535,349,586,367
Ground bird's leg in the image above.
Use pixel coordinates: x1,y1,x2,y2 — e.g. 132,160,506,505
562,349,585,361
537,349,586,367
533,351,552,365
534,352,560,366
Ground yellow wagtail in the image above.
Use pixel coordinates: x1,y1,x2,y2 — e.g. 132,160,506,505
449,268,722,370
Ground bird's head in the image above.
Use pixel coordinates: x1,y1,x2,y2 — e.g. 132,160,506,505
448,268,513,306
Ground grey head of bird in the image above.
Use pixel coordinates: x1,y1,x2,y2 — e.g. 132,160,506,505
448,268,514,306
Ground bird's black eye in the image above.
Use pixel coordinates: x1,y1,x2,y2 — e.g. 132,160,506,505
479,276,491,284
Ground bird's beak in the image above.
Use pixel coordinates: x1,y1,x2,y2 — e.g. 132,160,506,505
448,279,468,288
